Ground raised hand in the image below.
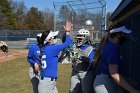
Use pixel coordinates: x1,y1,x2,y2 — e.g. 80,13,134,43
64,20,72,32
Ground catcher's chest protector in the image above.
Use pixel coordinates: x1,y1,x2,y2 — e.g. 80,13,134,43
72,46,93,72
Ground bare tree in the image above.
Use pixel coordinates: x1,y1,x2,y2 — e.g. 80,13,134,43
11,0,27,29
106,12,113,30
42,8,54,30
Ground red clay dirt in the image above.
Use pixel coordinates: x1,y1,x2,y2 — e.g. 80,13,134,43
0,49,28,63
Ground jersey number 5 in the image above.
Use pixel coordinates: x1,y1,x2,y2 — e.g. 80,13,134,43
41,55,47,69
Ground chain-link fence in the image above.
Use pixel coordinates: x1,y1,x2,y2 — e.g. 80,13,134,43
0,30,46,49
53,0,106,42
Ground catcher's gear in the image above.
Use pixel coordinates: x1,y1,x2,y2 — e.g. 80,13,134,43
0,41,8,53
75,29,90,47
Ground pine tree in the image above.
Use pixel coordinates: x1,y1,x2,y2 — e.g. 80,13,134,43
24,7,44,30
0,0,16,29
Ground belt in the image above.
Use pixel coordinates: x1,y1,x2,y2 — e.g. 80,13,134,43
41,77,57,81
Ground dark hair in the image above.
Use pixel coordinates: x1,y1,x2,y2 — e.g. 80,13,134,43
41,30,50,45
38,30,50,70
109,32,118,38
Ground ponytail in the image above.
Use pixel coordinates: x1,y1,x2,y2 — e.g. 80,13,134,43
38,30,50,70
93,33,109,69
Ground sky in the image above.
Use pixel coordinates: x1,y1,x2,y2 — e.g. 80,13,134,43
13,0,121,12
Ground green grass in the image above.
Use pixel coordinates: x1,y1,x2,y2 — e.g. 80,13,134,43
0,57,72,93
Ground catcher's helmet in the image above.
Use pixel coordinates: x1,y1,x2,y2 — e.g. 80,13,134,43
75,29,90,46
0,41,8,53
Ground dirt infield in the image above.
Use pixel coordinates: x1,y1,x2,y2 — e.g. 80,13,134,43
0,49,28,63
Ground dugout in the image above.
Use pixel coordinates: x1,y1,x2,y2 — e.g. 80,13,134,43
110,0,140,89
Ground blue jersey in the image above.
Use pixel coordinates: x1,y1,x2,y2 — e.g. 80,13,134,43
40,35,71,78
27,44,40,65
97,39,122,75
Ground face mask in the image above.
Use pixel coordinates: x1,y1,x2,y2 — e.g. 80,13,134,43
53,39,58,44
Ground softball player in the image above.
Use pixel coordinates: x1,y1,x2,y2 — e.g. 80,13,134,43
38,21,72,93
27,33,43,93
93,26,140,93
69,29,95,93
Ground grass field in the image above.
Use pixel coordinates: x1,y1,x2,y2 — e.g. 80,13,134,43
0,57,72,93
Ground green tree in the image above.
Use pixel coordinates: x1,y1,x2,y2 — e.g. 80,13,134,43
11,1,27,29
24,7,44,30
42,8,54,30
0,0,16,29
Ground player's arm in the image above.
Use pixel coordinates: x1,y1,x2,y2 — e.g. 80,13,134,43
109,64,140,93
27,46,38,65
50,21,72,55
58,21,72,50
108,48,140,93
